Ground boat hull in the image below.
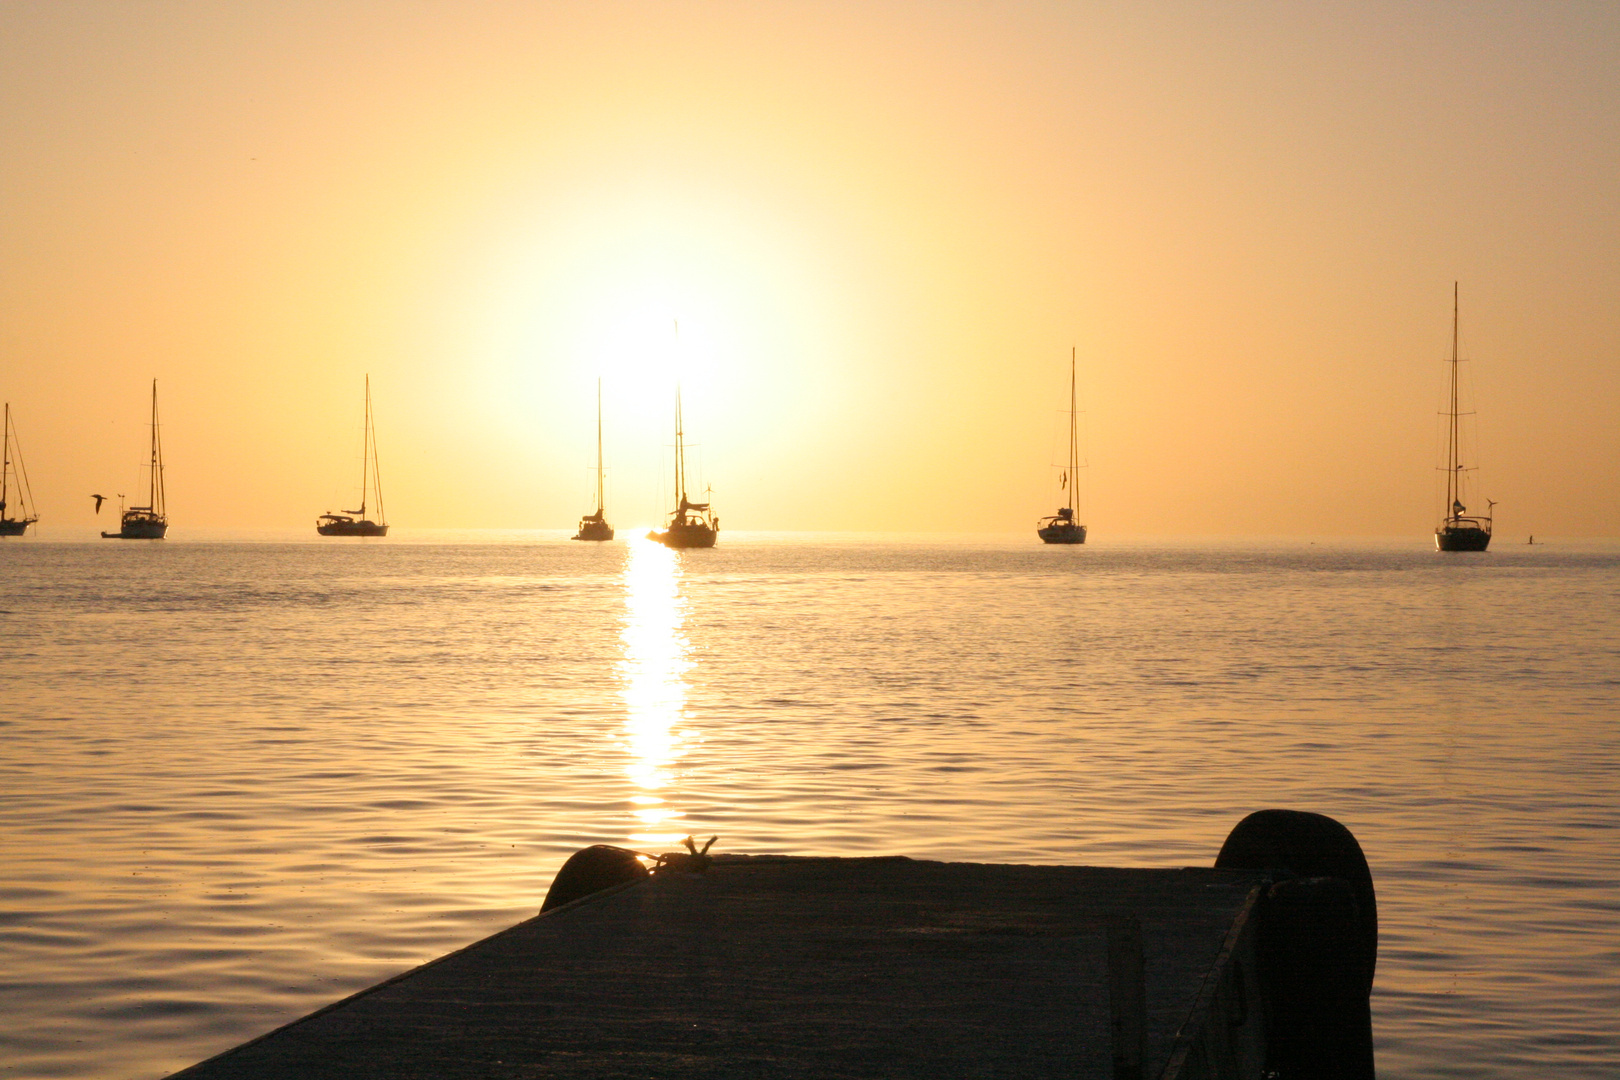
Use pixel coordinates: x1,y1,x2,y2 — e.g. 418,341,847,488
317,519,388,537
102,511,167,539
649,522,717,549
1038,522,1087,545
1435,524,1490,552
572,518,614,542
0,517,34,536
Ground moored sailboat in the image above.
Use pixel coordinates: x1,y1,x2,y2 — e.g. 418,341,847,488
1435,284,1492,552
572,378,614,541
100,380,168,539
317,376,388,537
1037,347,1087,545
647,388,717,549
0,403,39,536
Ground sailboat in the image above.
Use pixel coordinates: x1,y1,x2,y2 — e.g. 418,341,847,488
317,376,388,537
0,403,39,536
1037,347,1087,544
647,387,718,549
101,380,168,539
572,378,614,541
1435,284,1492,552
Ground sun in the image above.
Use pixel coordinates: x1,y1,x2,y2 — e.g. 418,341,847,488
455,176,851,525
576,269,718,395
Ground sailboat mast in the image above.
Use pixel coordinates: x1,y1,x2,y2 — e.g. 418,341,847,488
1068,347,1078,510
595,377,605,514
359,375,371,517
2,403,10,509
149,379,164,518
1447,283,1460,520
674,387,686,506
370,377,385,524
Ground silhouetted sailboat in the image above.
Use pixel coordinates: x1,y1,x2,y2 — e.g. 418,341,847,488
317,376,388,537
0,403,39,536
647,387,717,549
1435,284,1492,552
101,380,168,539
572,378,614,541
1037,347,1087,545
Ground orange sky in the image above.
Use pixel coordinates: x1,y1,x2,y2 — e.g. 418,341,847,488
2,2,1616,536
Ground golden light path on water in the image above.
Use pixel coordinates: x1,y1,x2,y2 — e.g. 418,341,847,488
617,537,696,847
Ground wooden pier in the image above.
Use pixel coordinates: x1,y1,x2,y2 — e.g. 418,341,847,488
174,854,1274,1079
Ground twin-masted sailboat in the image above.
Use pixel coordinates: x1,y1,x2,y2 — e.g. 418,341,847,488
571,378,613,541
647,388,718,549
0,403,39,536
317,376,388,537
100,379,168,539
1435,284,1492,552
1037,348,1087,544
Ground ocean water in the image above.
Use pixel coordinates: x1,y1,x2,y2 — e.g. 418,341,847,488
1,531,1616,1078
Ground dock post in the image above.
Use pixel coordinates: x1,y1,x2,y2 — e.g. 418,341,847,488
1108,914,1147,1080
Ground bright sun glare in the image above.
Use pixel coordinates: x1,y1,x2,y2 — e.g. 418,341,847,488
481,184,818,419
460,182,843,526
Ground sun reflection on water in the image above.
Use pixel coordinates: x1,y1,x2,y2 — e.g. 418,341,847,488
617,537,694,845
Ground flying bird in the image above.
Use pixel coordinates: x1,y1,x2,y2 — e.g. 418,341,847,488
91,494,106,514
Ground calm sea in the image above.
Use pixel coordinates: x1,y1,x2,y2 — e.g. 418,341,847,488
1,532,1616,1078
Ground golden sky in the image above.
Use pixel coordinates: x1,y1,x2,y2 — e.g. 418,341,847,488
2,2,1616,535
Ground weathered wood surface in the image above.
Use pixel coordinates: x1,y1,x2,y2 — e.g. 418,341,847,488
174,855,1267,1080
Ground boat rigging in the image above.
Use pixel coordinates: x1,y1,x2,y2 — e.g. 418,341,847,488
0,403,39,536
647,386,718,549
1435,284,1492,552
572,377,614,541
1037,347,1088,545
100,379,168,539
317,375,389,537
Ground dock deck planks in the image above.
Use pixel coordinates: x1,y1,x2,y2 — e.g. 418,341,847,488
174,855,1268,1079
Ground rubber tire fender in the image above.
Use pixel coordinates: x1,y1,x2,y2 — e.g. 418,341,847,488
1215,809,1377,1080
1215,808,1376,987
541,845,649,913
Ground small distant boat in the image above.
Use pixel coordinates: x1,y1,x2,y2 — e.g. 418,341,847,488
572,378,614,542
1435,284,1492,552
101,380,168,539
317,376,388,537
647,387,717,549
1037,347,1087,545
0,402,39,536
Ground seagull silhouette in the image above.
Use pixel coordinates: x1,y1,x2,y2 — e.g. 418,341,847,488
91,494,106,514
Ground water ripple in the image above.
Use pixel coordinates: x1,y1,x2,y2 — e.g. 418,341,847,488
0,536,1616,1078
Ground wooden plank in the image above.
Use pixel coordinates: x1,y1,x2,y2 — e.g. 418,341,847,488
174,855,1267,1080
1160,884,1267,1080
1108,915,1147,1080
